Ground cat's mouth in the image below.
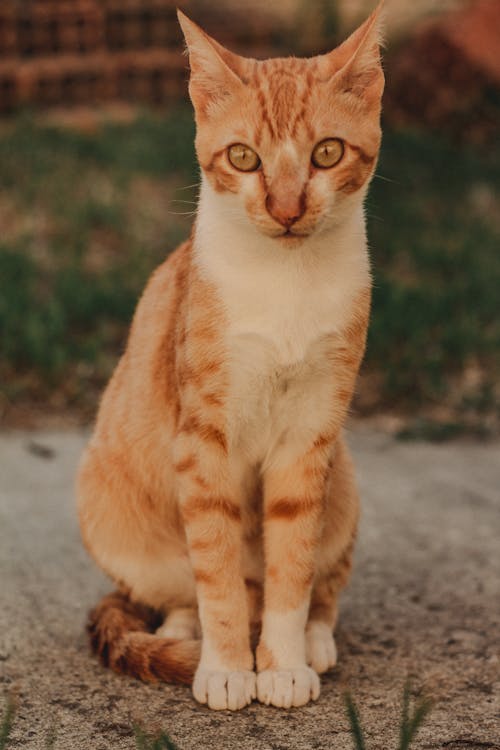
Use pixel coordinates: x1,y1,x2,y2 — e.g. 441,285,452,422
279,229,309,240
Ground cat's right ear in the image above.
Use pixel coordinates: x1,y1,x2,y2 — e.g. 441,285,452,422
316,2,385,107
177,11,246,120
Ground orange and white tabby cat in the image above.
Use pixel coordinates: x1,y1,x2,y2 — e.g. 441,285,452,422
77,5,384,710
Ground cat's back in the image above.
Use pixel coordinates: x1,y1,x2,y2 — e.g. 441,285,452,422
128,239,191,361
91,240,192,443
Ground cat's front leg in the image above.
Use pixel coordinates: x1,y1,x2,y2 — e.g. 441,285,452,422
256,439,333,708
175,435,255,710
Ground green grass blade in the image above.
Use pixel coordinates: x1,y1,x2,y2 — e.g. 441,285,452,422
133,724,179,750
0,696,16,750
344,692,367,750
133,724,150,750
405,697,433,746
399,685,433,750
399,681,411,749
157,730,180,750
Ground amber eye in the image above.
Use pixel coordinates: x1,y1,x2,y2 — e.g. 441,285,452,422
311,138,344,169
227,144,261,172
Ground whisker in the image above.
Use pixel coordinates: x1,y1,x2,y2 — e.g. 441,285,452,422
373,173,399,185
173,182,201,192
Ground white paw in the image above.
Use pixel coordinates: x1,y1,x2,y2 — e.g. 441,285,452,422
192,668,256,710
257,667,320,708
306,622,337,674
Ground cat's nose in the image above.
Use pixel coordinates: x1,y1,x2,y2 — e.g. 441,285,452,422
265,192,305,229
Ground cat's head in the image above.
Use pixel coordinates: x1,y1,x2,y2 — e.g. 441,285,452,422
179,6,384,244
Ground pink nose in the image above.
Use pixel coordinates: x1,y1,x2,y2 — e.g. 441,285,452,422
266,192,305,229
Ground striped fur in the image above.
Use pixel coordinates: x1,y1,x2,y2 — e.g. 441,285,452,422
77,4,384,710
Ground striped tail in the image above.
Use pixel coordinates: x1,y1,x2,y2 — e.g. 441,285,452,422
87,591,200,685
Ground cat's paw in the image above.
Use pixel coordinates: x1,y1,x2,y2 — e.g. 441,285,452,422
192,668,256,710
256,667,320,708
306,622,337,674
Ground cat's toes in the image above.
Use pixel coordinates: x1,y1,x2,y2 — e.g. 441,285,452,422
256,667,320,708
306,622,337,674
192,668,256,710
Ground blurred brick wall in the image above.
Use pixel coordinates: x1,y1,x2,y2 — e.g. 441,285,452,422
0,0,277,113
1,0,497,145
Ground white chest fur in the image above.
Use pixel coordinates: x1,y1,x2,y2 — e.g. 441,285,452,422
194,182,370,464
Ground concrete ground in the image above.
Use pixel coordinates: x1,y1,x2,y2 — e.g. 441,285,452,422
0,427,498,750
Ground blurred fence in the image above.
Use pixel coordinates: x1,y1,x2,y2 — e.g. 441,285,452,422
0,0,277,113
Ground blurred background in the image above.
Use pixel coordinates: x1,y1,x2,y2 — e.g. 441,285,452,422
0,0,498,439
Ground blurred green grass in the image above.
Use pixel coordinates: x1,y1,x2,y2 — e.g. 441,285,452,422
0,108,498,431
366,128,500,431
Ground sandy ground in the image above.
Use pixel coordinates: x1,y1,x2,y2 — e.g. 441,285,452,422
0,427,498,750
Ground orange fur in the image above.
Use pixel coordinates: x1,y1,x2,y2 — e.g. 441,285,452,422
77,4,384,710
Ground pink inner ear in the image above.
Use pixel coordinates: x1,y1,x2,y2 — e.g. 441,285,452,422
178,11,249,119
203,35,253,84
187,45,245,119
178,9,250,81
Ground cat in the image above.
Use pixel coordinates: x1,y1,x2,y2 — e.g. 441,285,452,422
77,4,384,711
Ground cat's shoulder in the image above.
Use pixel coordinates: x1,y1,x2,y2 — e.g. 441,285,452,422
136,239,192,307
126,239,193,342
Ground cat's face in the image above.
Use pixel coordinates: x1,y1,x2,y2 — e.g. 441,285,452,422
179,7,384,243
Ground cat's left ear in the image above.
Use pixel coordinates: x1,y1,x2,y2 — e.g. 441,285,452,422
317,1,385,104
177,10,247,120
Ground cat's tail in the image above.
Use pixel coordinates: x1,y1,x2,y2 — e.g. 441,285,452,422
87,590,200,685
